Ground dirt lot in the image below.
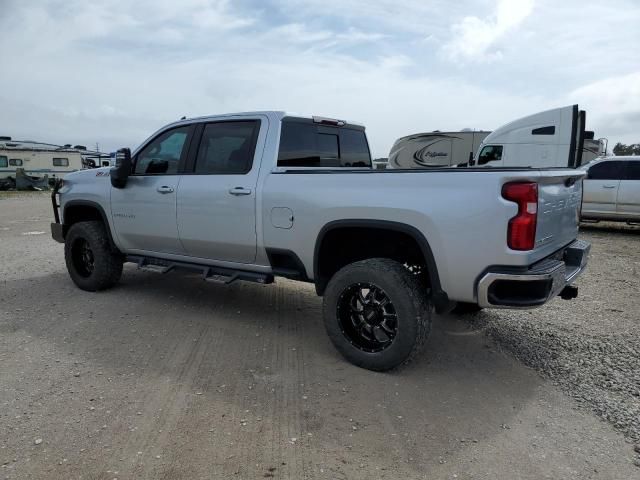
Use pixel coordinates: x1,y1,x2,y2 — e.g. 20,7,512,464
1,192,639,479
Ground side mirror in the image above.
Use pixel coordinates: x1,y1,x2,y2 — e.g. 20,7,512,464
111,148,132,188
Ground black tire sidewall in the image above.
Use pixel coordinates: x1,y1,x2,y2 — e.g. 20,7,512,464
64,221,121,291
323,259,430,371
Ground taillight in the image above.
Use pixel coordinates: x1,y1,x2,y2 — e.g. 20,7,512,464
502,182,538,250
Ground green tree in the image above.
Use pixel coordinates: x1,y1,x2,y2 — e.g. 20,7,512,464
612,142,640,155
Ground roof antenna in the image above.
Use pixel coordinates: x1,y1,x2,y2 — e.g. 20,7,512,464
180,116,187,120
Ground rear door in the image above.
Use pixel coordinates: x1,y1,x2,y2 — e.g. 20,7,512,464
582,160,625,215
176,118,264,263
616,160,640,217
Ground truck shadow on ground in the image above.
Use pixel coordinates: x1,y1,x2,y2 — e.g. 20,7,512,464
1,267,547,474
5,267,540,389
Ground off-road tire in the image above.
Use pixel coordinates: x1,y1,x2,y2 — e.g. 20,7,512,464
64,221,123,291
322,258,432,371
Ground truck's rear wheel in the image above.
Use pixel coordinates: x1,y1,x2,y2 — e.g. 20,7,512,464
322,258,432,371
64,221,123,291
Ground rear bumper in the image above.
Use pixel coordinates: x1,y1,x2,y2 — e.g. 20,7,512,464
477,240,590,309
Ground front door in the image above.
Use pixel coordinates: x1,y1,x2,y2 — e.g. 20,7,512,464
177,119,264,263
111,125,193,254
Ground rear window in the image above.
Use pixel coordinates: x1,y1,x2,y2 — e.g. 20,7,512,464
277,120,371,168
9,158,23,166
0,156,7,168
53,158,69,167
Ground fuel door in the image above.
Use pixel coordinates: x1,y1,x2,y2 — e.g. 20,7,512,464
271,207,294,229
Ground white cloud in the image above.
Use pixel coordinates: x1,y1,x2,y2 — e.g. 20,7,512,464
569,72,640,144
443,0,535,62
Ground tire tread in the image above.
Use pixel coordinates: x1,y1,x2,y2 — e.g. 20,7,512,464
64,221,123,291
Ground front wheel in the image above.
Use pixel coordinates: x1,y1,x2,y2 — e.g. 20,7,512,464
64,221,123,291
322,258,432,371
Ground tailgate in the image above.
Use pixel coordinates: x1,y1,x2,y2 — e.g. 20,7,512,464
535,171,584,252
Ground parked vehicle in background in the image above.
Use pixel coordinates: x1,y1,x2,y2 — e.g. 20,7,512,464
582,134,607,164
388,130,490,168
473,105,588,168
580,156,640,223
0,137,84,182
387,106,604,170
51,111,590,371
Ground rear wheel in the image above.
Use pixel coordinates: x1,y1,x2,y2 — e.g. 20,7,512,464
64,221,123,291
323,258,432,371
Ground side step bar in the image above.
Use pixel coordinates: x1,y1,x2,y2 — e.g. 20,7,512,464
127,255,274,286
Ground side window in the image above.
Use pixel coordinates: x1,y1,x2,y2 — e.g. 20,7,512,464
587,161,625,180
277,120,371,167
0,156,7,168
194,121,259,174
625,161,640,181
53,158,69,167
532,126,556,135
477,145,503,165
134,126,190,175
9,159,23,166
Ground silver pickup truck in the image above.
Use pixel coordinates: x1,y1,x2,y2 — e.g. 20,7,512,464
51,111,590,371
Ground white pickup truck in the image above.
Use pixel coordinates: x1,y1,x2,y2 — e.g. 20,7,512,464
51,111,590,371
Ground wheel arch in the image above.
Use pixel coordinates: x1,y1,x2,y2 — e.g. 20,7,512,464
62,200,119,251
313,219,450,313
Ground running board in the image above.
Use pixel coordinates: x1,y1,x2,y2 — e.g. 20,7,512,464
127,255,274,286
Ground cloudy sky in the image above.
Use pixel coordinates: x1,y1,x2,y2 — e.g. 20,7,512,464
1,0,639,157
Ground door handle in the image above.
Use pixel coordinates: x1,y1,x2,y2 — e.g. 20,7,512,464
229,187,252,196
156,186,174,194
602,185,617,189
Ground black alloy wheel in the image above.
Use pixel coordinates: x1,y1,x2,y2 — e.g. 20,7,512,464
71,238,95,277
337,283,398,353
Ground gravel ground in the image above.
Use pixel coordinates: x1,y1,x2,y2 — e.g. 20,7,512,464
476,223,640,444
1,193,640,479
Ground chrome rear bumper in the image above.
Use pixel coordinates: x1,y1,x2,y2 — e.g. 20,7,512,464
477,240,590,309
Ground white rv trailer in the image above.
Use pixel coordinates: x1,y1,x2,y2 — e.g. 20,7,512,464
388,130,490,169
472,105,593,168
0,137,84,180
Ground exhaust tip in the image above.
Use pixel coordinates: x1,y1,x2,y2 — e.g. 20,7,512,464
560,285,578,300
